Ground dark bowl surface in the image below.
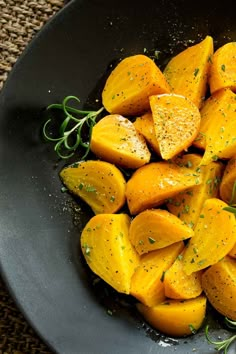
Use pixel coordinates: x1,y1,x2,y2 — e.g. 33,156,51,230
0,0,236,353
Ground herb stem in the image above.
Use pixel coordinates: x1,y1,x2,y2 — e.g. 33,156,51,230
205,319,236,354
43,95,104,159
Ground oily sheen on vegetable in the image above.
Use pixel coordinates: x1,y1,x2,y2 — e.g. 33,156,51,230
44,36,236,346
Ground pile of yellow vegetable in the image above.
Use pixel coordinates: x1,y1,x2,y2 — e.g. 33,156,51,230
60,36,236,338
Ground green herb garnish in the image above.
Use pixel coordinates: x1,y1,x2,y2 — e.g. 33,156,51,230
43,95,104,159
229,180,236,206
205,318,236,354
189,324,197,334
221,64,226,72
222,180,236,215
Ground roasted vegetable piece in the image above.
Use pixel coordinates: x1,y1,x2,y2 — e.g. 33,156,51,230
150,93,201,160
80,213,140,294
209,42,236,94
167,154,223,228
60,160,126,214
102,54,170,116
202,256,236,320
126,161,202,215
219,156,236,204
137,295,207,337
130,241,184,307
164,251,203,300
164,35,213,108
90,114,151,169
133,112,160,155
194,88,236,165
129,209,193,255
182,198,236,275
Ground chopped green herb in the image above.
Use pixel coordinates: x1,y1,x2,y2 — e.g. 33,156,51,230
154,50,160,60
83,243,92,256
189,324,197,334
85,186,97,192
107,309,113,316
110,196,116,202
194,68,199,77
195,167,201,173
208,55,213,63
148,237,156,244
177,254,183,261
221,64,226,72
183,205,190,213
187,160,193,168
198,259,206,266
211,155,219,161
206,179,212,185
188,221,194,229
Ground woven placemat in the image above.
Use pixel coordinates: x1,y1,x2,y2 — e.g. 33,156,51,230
0,1,65,352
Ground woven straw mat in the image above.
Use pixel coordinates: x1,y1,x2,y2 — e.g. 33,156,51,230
0,1,65,353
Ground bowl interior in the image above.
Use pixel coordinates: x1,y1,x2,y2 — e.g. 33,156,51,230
0,0,236,353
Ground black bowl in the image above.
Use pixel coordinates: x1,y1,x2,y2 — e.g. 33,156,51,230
0,0,236,353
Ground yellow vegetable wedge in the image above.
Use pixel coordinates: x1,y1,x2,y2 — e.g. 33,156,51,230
130,242,184,307
202,257,236,320
126,161,202,215
164,251,203,300
194,88,236,166
164,35,213,108
150,93,201,160
209,42,236,94
102,54,170,116
137,295,207,337
60,160,126,214
80,214,140,294
133,112,160,155
129,209,193,255
167,154,223,228
90,114,151,169
219,155,236,205
182,198,236,275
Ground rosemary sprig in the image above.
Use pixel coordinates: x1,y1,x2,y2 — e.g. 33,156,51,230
43,95,104,159
205,319,236,354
